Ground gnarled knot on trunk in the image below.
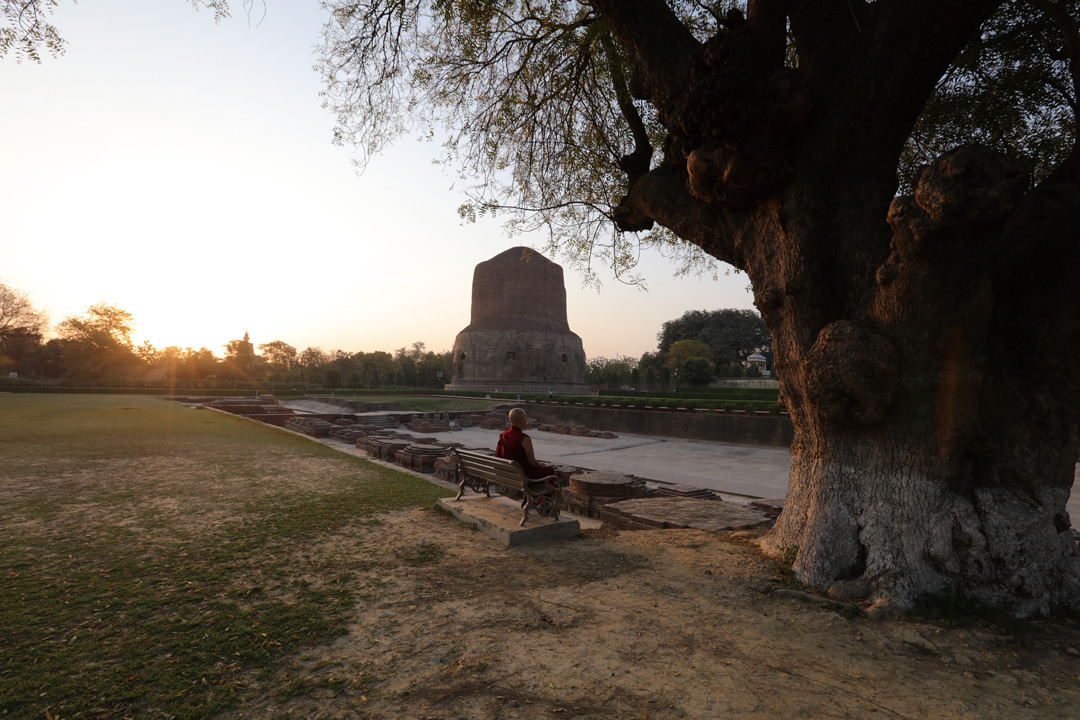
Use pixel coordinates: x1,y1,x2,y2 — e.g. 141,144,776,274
612,194,655,232
687,141,792,205
768,68,814,132
754,285,785,312
804,321,899,425
912,144,1029,230
675,31,809,206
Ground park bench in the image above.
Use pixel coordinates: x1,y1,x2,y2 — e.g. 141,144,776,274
452,448,562,526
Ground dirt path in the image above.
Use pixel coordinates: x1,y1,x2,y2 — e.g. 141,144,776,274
220,509,1080,720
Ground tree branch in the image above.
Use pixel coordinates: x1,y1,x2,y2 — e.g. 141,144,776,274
598,26,655,232
589,0,699,113
794,0,1006,182
629,165,759,267
746,0,788,69
1027,0,1080,182
599,28,651,186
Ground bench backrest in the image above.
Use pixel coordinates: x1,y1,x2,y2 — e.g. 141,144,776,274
454,449,526,491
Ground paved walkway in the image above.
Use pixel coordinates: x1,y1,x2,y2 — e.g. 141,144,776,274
413,425,1080,518
420,426,791,500
281,400,1080,517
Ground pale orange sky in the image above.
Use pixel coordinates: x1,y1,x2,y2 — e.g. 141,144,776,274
2,0,755,359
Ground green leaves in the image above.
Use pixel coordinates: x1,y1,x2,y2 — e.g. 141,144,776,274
318,1,675,281
900,1,1078,191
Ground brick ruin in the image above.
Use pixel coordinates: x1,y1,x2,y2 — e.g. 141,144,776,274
447,247,587,394
195,396,778,533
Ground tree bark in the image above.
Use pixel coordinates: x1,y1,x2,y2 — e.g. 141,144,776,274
759,145,1080,615
593,0,1080,614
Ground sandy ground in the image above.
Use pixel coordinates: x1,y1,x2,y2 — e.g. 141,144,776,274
218,506,1080,720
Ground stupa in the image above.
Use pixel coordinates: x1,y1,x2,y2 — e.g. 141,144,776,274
447,247,587,393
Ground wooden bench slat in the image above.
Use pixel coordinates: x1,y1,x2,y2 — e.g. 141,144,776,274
453,448,561,526
464,469,523,488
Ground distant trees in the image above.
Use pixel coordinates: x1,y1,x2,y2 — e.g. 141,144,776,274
585,356,637,390
636,351,670,389
258,341,298,383
298,347,329,385
0,291,768,393
222,332,259,383
631,309,774,390
658,309,771,367
147,346,221,388
0,280,48,376
54,303,139,383
679,356,714,387
389,342,452,388
357,350,396,388
0,281,47,338
0,288,454,391
662,339,711,387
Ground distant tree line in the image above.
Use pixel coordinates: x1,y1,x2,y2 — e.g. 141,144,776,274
585,308,773,391
3,282,771,392
0,282,451,390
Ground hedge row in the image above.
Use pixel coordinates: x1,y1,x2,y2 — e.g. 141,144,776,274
598,387,780,401
490,392,781,413
304,388,487,397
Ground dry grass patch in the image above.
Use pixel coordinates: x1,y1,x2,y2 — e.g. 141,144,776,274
0,394,449,719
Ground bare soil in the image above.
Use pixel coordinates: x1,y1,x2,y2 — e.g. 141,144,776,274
220,507,1080,720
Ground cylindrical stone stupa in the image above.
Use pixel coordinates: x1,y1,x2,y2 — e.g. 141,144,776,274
448,247,586,393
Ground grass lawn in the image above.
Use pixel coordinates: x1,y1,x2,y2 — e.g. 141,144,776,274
0,394,451,719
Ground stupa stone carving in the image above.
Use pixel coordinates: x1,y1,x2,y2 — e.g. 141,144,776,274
448,247,586,393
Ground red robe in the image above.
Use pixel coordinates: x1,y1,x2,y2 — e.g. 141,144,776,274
495,425,556,479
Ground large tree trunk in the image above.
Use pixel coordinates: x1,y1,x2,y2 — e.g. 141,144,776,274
593,0,1080,614
760,147,1080,616
765,407,1080,616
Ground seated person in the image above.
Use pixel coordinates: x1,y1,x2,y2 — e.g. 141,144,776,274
495,407,556,480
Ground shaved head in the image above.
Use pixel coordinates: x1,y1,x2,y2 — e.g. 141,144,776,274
508,407,527,427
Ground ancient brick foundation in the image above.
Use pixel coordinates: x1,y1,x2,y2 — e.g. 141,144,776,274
450,247,586,392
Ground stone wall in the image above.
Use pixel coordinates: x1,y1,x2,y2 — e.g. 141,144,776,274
445,382,591,394
515,402,794,448
451,329,584,386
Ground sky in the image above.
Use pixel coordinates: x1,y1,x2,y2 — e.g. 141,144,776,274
2,0,755,360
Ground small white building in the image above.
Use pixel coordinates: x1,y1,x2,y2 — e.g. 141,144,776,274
747,353,771,376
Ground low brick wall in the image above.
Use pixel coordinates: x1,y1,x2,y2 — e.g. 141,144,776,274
516,403,794,448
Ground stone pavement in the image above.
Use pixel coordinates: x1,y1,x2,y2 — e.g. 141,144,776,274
281,399,1080,522
417,425,792,500
404,425,1080,519
600,496,774,532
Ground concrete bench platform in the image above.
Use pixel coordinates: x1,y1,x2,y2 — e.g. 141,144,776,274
437,495,580,546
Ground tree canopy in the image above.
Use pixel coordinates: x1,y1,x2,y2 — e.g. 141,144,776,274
314,0,1078,280
54,303,137,380
8,2,1075,275
0,280,48,375
900,0,1078,189
0,279,48,341
2,1,230,61
658,308,770,365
